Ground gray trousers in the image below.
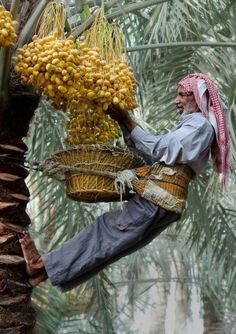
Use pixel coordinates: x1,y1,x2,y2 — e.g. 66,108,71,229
43,195,179,292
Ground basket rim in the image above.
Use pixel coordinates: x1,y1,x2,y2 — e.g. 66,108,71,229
50,145,144,164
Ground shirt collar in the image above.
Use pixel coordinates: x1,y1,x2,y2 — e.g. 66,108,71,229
179,112,203,121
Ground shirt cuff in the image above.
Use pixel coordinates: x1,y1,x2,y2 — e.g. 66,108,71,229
120,124,131,140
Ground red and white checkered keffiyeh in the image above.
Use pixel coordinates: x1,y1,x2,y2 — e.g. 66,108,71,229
177,73,231,187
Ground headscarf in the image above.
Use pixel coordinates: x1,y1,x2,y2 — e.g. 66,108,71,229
177,73,231,187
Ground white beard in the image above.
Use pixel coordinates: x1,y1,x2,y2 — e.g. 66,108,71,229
182,109,196,116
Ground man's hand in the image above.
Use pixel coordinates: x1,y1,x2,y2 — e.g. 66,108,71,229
107,105,137,133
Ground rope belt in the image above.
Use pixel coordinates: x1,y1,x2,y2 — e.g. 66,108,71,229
115,163,193,214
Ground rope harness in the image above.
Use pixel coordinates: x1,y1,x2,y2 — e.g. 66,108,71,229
35,159,193,214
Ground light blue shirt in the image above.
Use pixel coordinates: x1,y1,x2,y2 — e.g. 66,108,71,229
122,113,215,176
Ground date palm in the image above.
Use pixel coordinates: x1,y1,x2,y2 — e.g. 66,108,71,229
0,0,235,333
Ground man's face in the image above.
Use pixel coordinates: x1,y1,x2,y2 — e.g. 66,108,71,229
175,86,199,115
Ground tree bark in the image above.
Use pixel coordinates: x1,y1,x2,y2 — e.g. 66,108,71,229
0,1,51,331
0,92,39,333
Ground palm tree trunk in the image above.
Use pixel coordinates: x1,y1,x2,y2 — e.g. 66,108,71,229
0,92,39,333
174,251,188,334
202,293,224,334
0,1,55,331
149,267,169,334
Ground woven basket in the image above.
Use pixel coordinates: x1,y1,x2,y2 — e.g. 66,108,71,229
51,145,144,202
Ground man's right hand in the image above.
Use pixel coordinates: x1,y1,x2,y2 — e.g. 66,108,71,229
107,105,137,133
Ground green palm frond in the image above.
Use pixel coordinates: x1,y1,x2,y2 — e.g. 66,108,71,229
33,283,68,334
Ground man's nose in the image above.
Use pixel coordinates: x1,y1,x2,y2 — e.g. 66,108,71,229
175,96,180,104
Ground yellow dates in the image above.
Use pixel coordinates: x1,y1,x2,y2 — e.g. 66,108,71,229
0,5,17,47
15,33,137,145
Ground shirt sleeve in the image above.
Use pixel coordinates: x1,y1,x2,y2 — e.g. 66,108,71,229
130,117,214,165
120,125,155,163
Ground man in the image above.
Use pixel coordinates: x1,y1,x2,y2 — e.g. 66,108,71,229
20,73,230,291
